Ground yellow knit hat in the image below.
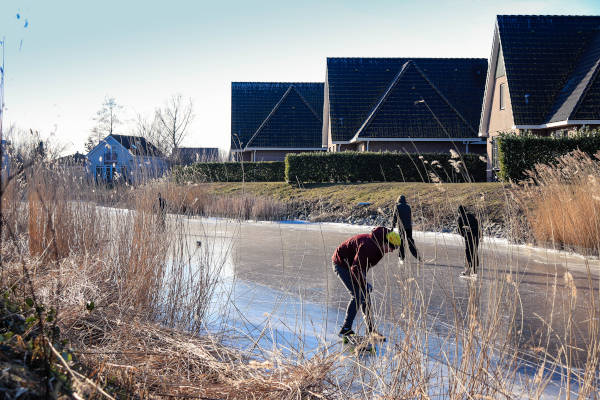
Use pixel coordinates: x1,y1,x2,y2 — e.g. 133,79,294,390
386,231,402,247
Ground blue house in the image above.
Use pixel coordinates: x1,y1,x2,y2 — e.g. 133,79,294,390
87,134,167,184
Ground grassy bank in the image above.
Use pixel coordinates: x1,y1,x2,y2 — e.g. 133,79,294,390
162,181,508,235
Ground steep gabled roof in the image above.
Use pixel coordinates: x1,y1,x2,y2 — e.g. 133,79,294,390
110,134,163,157
246,86,322,148
355,61,476,139
496,15,600,125
325,58,487,142
231,82,324,150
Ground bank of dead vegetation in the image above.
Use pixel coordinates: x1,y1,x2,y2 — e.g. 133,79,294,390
0,152,599,399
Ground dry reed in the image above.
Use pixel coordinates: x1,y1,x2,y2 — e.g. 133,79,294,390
515,149,600,253
2,155,599,399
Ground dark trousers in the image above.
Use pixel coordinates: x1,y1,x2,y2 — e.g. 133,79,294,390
399,228,419,260
333,263,373,332
464,236,480,274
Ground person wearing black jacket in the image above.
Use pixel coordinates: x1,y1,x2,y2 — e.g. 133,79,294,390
392,195,421,264
157,193,167,231
457,205,480,277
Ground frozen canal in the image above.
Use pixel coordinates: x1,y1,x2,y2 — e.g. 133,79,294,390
180,216,599,396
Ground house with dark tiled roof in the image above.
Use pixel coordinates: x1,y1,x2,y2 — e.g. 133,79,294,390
323,58,487,154
231,82,325,161
480,15,600,179
86,134,167,184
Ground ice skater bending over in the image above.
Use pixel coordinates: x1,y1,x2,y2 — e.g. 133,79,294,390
332,226,402,341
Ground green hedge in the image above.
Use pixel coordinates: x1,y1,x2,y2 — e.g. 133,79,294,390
497,133,600,181
285,152,487,183
173,161,285,183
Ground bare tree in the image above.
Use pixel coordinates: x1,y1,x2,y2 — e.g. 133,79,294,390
133,113,169,156
85,97,123,151
155,94,194,158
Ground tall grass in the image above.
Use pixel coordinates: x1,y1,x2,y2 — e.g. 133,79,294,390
149,181,290,221
515,149,600,253
1,152,599,398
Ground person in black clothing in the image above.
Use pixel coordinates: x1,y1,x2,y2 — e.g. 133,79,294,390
157,193,167,231
457,205,480,277
392,195,421,263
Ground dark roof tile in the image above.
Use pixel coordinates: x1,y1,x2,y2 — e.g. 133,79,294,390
110,134,163,157
231,82,323,149
497,15,600,124
326,58,486,142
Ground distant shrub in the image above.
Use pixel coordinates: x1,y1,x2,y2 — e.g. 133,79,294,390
497,132,600,181
173,161,285,183
285,152,486,184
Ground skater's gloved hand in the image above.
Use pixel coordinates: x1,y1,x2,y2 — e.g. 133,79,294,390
366,282,373,293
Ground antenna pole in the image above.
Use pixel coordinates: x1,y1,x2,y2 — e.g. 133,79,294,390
0,36,5,145
0,36,4,262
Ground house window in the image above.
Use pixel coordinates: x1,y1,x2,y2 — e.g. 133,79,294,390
104,150,117,163
492,138,500,171
499,83,506,110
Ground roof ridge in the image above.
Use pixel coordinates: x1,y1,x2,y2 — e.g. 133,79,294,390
497,14,600,17
352,60,476,140
327,57,487,61
232,81,323,85
110,133,145,139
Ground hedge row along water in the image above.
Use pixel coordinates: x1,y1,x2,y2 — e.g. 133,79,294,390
285,152,487,183
173,161,285,183
497,133,600,181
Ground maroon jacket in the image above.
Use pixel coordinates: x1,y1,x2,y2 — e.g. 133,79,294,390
332,227,392,289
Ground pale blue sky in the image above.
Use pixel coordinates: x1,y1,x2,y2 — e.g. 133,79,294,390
1,0,599,153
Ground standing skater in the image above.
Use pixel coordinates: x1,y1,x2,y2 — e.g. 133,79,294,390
392,195,421,264
332,226,402,340
457,205,480,277
157,192,167,231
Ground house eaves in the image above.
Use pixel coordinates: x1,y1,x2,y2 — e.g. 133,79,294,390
243,147,326,151
350,137,486,143
514,119,600,130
